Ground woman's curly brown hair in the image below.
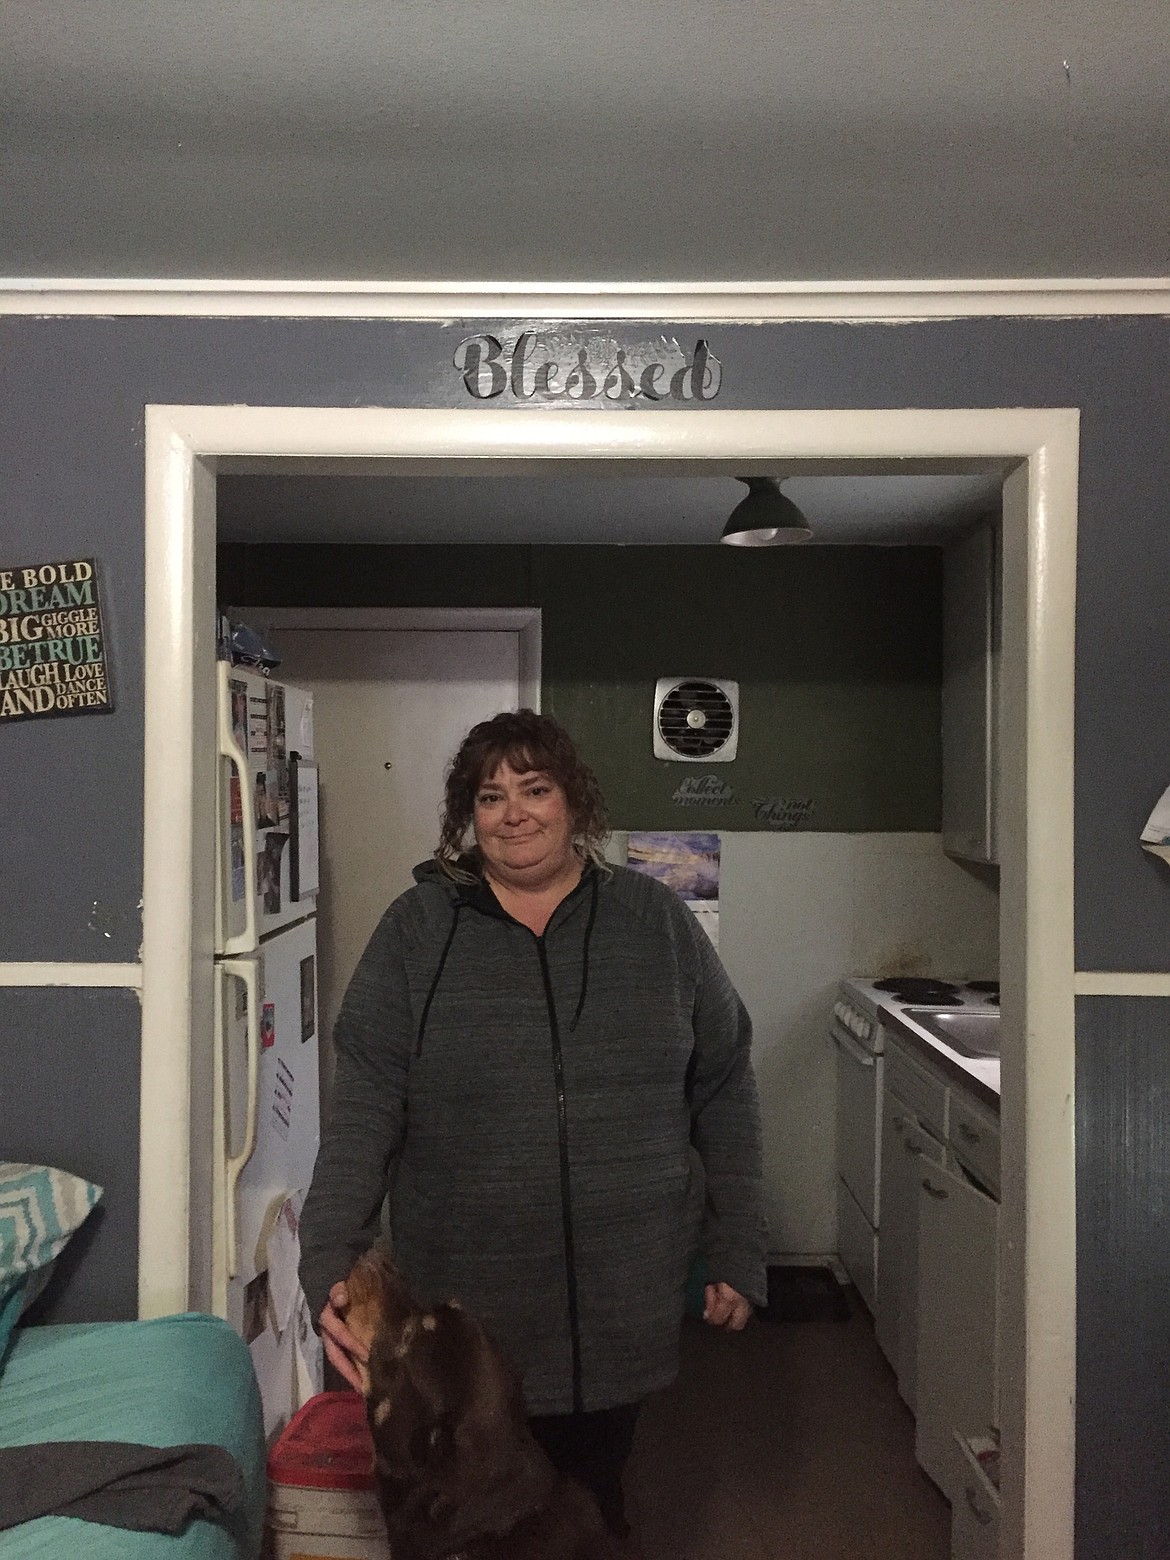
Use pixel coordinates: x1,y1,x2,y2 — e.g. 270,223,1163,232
436,710,609,879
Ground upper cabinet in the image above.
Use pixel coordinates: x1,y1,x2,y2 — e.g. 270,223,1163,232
942,518,1001,866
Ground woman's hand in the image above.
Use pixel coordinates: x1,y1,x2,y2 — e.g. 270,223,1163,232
318,1281,370,1391
703,1281,753,1331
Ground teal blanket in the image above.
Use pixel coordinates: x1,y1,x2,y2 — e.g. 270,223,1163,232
0,1314,265,1559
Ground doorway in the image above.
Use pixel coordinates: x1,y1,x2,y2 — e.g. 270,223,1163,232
233,607,540,1092
141,404,1078,1560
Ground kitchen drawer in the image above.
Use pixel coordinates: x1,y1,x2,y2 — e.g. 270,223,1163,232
950,1090,1001,1197
884,1038,948,1138
951,1436,1000,1560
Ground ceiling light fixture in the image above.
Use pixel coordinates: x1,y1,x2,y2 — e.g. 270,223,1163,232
720,476,813,546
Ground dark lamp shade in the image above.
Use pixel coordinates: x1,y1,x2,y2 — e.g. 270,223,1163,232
720,477,813,546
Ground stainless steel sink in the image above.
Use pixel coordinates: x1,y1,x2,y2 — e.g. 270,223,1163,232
901,1007,1001,1059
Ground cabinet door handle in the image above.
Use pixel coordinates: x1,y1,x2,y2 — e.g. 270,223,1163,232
965,1484,993,1526
922,1178,949,1200
959,1122,982,1144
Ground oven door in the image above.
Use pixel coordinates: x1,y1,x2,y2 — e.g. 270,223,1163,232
833,1022,880,1224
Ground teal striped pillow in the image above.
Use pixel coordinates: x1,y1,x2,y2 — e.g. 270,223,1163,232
0,1161,103,1313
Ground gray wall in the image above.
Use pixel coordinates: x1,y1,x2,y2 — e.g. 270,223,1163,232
1075,996,1170,1558
0,988,141,1322
2,314,1169,1555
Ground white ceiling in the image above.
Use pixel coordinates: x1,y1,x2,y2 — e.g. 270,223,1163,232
3,1,1168,281
217,469,1003,545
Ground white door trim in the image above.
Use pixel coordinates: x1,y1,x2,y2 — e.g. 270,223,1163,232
0,962,143,988
1073,971,1170,997
3,275,1169,318
232,606,542,711
143,402,1078,1560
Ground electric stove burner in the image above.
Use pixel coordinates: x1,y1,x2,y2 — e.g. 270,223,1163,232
873,977,961,1000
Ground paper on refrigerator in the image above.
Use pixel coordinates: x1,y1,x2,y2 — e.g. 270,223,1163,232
1140,785,1170,865
263,1191,322,1408
265,1194,303,1337
294,1290,324,1404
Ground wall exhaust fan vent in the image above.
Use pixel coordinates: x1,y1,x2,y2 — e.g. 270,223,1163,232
653,678,739,762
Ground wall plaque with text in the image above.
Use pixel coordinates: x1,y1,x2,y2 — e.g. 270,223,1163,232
452,332,722,404
0,557,114,722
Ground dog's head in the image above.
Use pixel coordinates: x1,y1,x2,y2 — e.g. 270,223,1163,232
343,1246,417,1395
343,1251,623,1558
344,1249,537,1512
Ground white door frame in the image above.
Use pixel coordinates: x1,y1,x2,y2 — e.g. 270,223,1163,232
231,607,542,712
143,403,1078,1560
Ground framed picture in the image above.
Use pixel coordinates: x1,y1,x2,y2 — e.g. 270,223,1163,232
0,557,114,723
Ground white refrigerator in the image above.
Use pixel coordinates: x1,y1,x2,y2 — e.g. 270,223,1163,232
212,660,324,1440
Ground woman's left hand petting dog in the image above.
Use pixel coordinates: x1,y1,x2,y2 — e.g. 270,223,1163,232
317,1277,372,1391
338,1249,628,1560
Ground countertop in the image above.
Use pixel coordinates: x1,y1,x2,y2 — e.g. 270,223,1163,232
840,978,1001,1112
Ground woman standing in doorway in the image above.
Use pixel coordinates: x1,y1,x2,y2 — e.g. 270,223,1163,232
299,709,767,1539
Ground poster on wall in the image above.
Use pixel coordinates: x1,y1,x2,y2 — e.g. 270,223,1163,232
627,831,721,948
0,558,113,722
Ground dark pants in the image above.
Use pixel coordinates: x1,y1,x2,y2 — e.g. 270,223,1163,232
528,1403,641,1535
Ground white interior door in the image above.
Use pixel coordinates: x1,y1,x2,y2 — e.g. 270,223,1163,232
270,627,522,1092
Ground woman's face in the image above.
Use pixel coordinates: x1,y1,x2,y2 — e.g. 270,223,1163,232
473,761,576,886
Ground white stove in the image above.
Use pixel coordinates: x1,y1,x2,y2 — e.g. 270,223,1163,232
839,976,999,1036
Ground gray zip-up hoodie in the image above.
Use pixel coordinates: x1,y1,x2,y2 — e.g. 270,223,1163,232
299,859,767,1415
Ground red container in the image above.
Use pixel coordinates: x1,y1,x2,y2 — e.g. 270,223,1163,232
266,1392,390,1560
268,1391,376,1491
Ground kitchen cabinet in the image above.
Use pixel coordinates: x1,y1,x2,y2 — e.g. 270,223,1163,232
942,517,1001,865
874,1075,945,1410
915,1158,999,1502
951,1437,1001,1560
949,1088,1001,1198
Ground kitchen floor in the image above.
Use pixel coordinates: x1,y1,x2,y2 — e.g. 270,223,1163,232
626,1301,951,1560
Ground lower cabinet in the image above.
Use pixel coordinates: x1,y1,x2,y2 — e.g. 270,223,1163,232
853,1024,1001,1554
915,1158,999,1502
951,1437,1001,1560
874,1088,945,1410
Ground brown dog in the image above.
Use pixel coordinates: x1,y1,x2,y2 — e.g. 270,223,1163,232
343,1249,627,1560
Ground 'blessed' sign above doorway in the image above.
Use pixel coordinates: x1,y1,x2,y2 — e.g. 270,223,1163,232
452,332,722,404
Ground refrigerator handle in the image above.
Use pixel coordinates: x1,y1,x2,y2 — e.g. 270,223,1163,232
217,661,258,956
222,956,261,1280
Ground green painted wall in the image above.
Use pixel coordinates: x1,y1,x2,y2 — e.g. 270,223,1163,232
218,543,942,832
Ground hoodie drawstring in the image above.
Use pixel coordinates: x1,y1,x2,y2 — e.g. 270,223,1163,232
416,902,465,1057
569,871,599,1032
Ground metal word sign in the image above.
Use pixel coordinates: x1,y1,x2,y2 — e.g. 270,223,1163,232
672,775,736,807
0,557,113,721
452,331,722,404
753,797,815,829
